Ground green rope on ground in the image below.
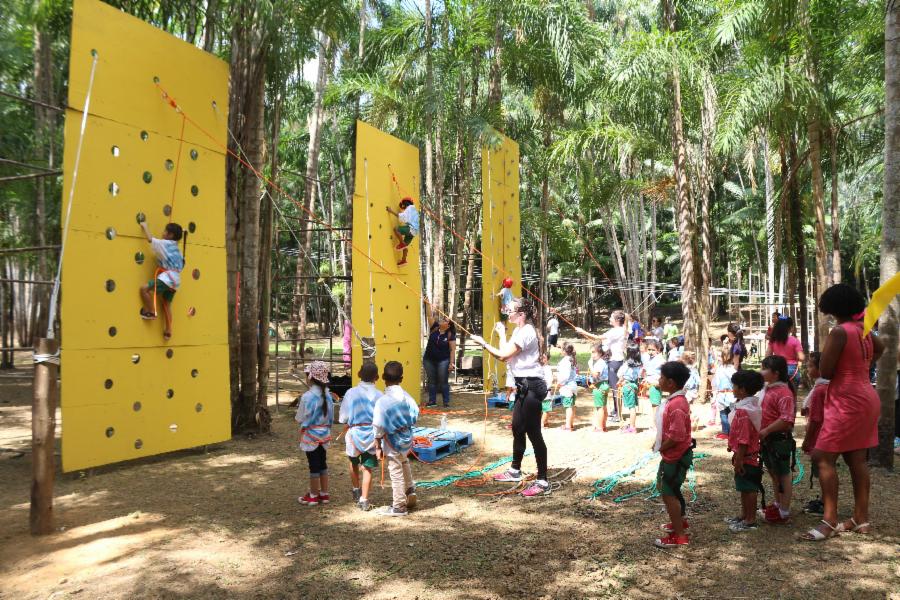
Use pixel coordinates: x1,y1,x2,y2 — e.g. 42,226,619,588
792,461,805,486
415,450,534,489
587,452,657,500
603,452,710,504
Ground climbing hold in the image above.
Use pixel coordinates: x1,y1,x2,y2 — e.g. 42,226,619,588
166,349,174,359
134,439,143,450
104,378,113,389
105,427,115,438
165,159,174,171
136,212,146,224
134,251,144,265
163,204,172,216
190,149,198,161
105,227,116,240
133,401,141,412
190,185,199,196
108,326,117,337
140,131,149,141
142,171,152,184
108,182,119,197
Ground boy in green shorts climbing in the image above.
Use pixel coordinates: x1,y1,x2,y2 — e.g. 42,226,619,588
643,338,666,423
588,344,610,432
653,361,694,548
386,197,419,266
339,361,382,511
139,219,184,340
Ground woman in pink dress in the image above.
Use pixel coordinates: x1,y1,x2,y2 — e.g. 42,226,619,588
803,284,884,541
766,315,805,389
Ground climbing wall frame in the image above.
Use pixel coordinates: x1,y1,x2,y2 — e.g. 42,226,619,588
60,0,230,472
350,122,422,394
481,135,522,393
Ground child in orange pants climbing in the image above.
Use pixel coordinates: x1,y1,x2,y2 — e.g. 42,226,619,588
139,220,184,340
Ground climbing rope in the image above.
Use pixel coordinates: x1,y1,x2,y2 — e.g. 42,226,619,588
47,50,99,340
415,451,533,490
792,461,805,487
587,451,658,500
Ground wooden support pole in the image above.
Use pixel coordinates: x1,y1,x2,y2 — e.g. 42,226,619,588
30,337,58,536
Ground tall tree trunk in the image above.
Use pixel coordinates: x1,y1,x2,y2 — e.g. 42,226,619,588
487,21,503,122
875,3,898,468
423,0,436,305
227,5,269,432
539,127,551,329
257,93,280,410
697,72,716,402
829,127,841,284
762,131,777,306
780,139,796,314
202,0,218,52
602,215,629,310
788,132,809,351
665,0,697,351
290,32,331,369
808,117,830,348
32,9,53,338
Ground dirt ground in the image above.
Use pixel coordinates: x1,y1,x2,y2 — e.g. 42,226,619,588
1,341,899,600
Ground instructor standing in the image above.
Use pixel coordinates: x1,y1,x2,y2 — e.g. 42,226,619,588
471,298,550,497
547,314,560,348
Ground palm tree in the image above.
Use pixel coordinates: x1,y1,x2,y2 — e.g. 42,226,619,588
875,2,898,469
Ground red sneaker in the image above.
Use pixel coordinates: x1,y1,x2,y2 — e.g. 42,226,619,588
715,433,729,440
660,520,690,533
654,534,690,548
298,493,320,506
764,511,790,524
318,493,330,504
397,259,408,266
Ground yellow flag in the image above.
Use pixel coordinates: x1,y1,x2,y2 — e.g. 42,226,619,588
863,272,900,336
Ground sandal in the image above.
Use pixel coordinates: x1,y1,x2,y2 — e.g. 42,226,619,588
836,518,871,534
800,519,839,541
140,309,157,320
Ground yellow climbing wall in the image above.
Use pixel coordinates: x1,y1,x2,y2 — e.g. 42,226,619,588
350,122,422,395
60,0,230,472
482,135,522,392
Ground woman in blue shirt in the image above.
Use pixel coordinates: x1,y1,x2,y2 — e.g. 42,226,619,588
423,318,457,406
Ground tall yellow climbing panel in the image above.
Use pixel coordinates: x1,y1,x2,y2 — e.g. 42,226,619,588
350,122,422,395
60,0,230,471
482,135,522,392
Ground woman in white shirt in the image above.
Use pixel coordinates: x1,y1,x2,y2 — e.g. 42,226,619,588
470,298,550,497
576,310,627,422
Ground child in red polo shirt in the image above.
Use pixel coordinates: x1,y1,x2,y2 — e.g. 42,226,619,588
800,352,829,514
653,361,694,548
758,355,796,524
725,369,765,532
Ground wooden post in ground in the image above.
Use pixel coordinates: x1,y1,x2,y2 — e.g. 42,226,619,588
30,337,59,535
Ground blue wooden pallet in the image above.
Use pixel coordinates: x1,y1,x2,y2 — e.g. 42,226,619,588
487,393,511,408
575,375,589,388
412,427,473,462
488,394,563,409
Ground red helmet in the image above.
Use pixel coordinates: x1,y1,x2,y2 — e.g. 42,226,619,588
502,277,514,288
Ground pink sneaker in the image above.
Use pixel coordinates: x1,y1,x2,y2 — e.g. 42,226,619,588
520,482,550,497
493,469,522,482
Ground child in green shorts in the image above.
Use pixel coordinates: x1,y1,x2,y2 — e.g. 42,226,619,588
557,344,579,431
139,220,184,341
338,361,382,511
726,369,766,532
642,339,666,424
653,361,694,548
616,344,643,433
588,344,610,432
540,353,554,428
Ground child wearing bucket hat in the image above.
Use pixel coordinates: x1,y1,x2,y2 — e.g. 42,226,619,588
296,361,335,507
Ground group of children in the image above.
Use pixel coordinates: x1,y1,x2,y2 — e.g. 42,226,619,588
537,336,700,435
296,359,420,516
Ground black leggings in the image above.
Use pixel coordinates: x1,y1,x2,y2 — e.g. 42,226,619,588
511,377,548,481
607,360,623,415
305,445,327,477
